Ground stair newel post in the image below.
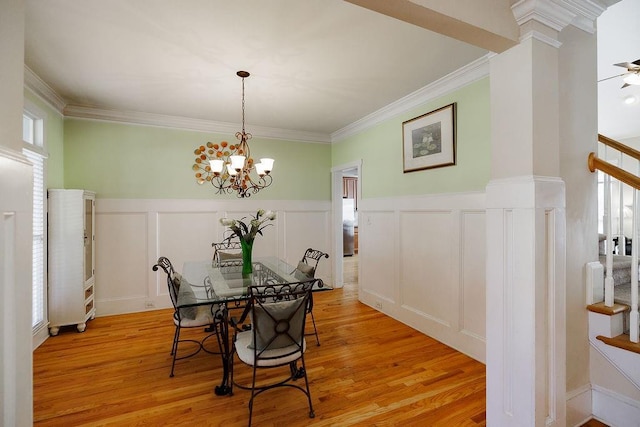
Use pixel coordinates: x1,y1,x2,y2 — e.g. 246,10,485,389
605,173,615,307
631,189,639,343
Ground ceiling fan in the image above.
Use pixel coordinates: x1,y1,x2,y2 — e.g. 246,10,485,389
599,59,640,88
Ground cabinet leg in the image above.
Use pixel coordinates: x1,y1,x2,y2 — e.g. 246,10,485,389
77,323,87,333
49,327,60,336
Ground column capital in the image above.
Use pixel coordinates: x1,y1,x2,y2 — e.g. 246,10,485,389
512,0,608,35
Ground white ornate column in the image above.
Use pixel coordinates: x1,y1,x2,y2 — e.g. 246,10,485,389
486,1,606,425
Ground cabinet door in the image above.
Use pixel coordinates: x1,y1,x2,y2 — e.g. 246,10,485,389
343,177,358,209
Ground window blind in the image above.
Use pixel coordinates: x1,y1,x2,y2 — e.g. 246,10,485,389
23,149,46,329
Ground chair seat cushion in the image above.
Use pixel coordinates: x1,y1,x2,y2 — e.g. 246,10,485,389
174,305,215,327
219,251,242,261
235,330,306,367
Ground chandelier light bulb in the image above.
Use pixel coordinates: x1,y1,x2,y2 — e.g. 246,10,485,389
210,159,224,174
260,158,274,173
230,155,246,171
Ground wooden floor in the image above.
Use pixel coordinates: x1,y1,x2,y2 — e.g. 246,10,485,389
33,255,610,426
34,255,486,426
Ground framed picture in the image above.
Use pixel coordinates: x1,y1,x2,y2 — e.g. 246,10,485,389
402,103,456,172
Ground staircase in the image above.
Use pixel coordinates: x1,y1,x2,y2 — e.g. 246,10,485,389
587,135,640,423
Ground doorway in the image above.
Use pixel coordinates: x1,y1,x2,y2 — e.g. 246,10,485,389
331,160,361,290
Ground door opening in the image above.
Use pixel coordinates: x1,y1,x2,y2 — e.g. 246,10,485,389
331,160,361,290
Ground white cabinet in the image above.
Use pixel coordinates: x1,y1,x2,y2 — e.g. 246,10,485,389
48,189,96,335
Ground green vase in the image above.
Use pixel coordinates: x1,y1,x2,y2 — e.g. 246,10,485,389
241,239,253,275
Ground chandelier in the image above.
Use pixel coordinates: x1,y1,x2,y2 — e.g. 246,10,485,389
193,71,274,198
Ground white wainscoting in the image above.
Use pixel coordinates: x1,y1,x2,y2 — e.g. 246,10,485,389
94,199,331,316
1,148,35,426
358,192,487,362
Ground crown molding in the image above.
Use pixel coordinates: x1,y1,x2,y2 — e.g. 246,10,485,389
26,53,494,145
512,0,607,35
63,104,331,143
24,66,66,114
512,0,577,32
557,0,607,33
24,66,330,143
331,53,491,143
520,29,563,48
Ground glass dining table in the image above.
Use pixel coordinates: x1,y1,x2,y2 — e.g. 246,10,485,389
180,257,322,396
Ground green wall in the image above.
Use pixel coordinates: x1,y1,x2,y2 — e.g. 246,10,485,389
332,78,491,198
37,78,489,200
63,119,331,200
24,90,65,188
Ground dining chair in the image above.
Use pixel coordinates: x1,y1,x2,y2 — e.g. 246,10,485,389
212,240,243,267
231,283,315,426
294,248,329,346
152,256,221,377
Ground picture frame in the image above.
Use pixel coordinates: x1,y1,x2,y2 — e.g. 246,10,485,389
402,103,456,173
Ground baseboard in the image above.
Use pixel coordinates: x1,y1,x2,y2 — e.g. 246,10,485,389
592,384,640,427
567,384,592,427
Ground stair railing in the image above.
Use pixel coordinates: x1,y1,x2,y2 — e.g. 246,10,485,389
588,134,640,343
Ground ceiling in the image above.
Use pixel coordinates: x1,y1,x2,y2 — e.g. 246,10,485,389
23,0,487,142
24,1,639,143
597,0,640,141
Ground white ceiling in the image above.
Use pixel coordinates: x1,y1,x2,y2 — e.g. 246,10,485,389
24,1,639,143
597,0,640,141
24,0,487,141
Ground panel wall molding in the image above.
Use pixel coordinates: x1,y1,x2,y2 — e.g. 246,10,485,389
94,198,331,316
357,191,487,362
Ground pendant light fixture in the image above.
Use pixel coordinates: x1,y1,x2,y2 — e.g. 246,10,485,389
193,71,274,198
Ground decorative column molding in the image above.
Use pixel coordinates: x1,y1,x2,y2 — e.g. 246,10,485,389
486,176,567,427
512,0,608,35
512,0,577,32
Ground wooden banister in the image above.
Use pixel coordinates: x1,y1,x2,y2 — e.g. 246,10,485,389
598,134,640,162
588,152,640,191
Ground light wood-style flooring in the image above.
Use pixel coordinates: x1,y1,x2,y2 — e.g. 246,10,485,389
33,255,608,426
34,255,486,426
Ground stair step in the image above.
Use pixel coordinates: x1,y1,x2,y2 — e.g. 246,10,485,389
596,334,640,354
587,302,630,315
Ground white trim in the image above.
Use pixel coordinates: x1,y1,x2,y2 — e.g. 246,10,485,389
520,30,563,49
63,104,331,143
592,384,640,426
589,322,640,390
23,98,49,157
566,384,593,427
511,0,606,35
0,147,30,166
23,55,492,145
32,324,49,350
24,66,66,115
557,0,607,34
331,54,490,143
330,160,362,289
512,0,578,32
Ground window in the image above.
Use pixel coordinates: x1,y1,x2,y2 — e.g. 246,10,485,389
23,101,47,338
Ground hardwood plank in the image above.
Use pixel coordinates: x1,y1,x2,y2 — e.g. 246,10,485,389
34,274,487,426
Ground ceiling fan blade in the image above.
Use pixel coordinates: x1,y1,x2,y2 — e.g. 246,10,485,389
614,61,640,71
